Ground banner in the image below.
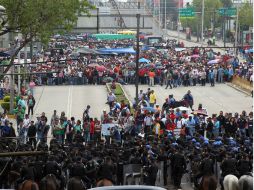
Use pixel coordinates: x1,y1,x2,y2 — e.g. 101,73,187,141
101,123,115,136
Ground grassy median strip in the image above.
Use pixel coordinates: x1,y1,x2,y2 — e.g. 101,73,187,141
106,83,133,113
114,84,129,104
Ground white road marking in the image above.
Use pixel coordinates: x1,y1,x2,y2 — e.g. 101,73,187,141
66,86,71,118
69,85,73,118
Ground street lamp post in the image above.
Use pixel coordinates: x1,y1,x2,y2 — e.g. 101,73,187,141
177,0,180,42
164,0,166,30
234,1,240,56
201,0,205,45
135,3,140,105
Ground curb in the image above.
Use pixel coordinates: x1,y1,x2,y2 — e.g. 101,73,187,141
120,84,133,107
106,83,133,106
226,83,252,96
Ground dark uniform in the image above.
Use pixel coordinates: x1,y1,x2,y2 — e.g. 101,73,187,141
146,159,158,186
170,150,187,188
69,160,86,178
194,156,214,187
220,155,239,190
237,156,252,177
44,157,65,189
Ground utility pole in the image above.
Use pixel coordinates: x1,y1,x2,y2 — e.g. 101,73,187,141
223,8,226,47
158,0,160,28
153,0,155,34
97,8,100,33
24,45,27,88
135,2,140,105
9,63,14,113
177,0,180,42
10,36,20,114
234,1,240,56
164,0,166,30
17,51,20,95
201,0,205,46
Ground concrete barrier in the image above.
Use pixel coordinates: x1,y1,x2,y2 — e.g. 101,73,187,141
231,75,253,93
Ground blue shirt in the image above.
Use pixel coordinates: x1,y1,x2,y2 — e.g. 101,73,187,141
187,119,196,128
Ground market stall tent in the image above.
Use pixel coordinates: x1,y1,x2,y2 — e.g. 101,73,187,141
98,47,136,54
92,34,135,40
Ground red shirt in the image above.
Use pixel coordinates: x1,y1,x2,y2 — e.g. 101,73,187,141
169,113,176,121
90,121,95,134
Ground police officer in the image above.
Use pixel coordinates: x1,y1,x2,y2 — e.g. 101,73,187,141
237,153,252,177
220,153,239,190
194,153,214,188
44,155,65,189
146,156,158,186
69,156,86,179
97,156,115,184
170,148,187,189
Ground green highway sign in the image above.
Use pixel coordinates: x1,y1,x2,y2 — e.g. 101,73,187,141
179,8,195,17
218,7,237,16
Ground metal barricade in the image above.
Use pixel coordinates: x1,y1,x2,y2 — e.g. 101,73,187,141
123,164,142,185
155,161,164,187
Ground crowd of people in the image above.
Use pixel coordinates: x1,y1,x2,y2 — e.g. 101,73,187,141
0,36,252,92
0,85,253,190
0,35,252,190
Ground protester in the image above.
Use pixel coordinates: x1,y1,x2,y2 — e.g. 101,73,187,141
27,94,36,116
0,36,252,190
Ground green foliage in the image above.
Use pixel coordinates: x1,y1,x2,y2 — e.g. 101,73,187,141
239,3,253,29
192,0,222,30
1,96,16,112
220,0,233,7
1,102,10,111
3,95,10,102
114,85,124,96
0,0,94,77
0,0,94,44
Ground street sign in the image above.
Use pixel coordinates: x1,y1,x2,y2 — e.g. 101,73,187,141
179,8,195,17
218,8,237,16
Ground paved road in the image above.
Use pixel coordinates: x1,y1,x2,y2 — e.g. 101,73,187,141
162,28,246,62
123,84,252,114
32,85,109,120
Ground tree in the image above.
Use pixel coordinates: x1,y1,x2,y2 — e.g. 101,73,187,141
192,0,222,30
220,0,233,7
0,0,94,76
238,3,253,30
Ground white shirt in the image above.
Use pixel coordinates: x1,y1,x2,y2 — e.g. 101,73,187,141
144,116,153,126
1,115,8,126
23,118,30,129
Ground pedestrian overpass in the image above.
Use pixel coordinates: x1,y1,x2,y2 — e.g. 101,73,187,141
72,0,161,35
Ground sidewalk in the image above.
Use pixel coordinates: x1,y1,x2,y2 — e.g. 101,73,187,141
166,29,235,47
165,29,246,62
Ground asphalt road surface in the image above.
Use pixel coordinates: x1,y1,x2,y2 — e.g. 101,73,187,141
31,84,252,121
23,84,251,190
123,84,253,115
32,85,109,120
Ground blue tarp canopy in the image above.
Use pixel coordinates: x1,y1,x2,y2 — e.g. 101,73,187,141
175,48,186,52
0,52,10,57
139,58,150,63
97,47,136,54
246,48,253,53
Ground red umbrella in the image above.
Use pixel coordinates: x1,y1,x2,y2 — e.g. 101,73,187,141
191,54,200,58
88,63,100,68
96,65,106,72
